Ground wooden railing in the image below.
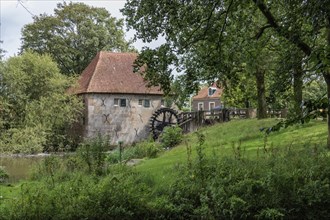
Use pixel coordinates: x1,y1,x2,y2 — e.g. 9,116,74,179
178,108,287,133
178,109,230,133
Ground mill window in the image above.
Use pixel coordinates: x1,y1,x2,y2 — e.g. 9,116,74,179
120,99,126,107
144,99,150,108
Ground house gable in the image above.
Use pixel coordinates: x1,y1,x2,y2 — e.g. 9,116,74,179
192,83,223,111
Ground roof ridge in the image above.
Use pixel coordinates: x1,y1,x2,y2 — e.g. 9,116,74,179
101,51,137,55
86,52,102,93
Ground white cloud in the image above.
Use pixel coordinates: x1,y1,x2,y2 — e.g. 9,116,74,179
0,0,164,59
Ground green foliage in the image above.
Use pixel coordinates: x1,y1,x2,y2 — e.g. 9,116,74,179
107,139,162,164
0,126,46,154
123,0,330,144
262,95,328,135
159,126,183,149
2,166,153,220
160,144,330,219
76,135,110,175
1,119,329,219
0,51,83,153
21,2,134,75
0,41,5,60
223,69,257,108
0,167,9,184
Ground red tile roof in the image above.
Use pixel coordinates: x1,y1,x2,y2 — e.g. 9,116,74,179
193,83,222,100
72,52,163,95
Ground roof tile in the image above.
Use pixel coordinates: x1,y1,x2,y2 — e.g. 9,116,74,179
193,83,222,100
73,52,163,95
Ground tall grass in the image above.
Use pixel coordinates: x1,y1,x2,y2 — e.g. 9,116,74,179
0,119,329,219
136,119,327,185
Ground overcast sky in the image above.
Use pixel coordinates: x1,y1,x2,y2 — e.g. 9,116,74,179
0,0,161,59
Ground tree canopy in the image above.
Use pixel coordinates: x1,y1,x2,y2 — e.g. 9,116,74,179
0,51,82,153
122,0,330,147
21,2,134,75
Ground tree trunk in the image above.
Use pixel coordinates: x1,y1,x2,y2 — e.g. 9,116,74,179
323,73,330,149
254,1,330,148
292,64,303,118
256,69,267,119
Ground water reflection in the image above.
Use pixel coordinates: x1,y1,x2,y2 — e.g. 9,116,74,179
0,156,44,183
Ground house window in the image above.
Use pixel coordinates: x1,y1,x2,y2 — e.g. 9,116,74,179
114,98,119,106
198,102,204,111
209,102,215,110
114,98,126,107
208,87,217,96
138,99,143,105
120,99,126,107
161,99,165,106
144,99,150,108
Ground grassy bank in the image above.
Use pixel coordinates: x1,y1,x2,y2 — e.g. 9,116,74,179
135,119,327,186
0,119,329,219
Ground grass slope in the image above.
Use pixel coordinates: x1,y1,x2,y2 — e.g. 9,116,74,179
135,119,327,186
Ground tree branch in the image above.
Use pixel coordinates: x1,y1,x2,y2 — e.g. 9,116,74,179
181,0,222,51
252,0,312,56
216,0,234,51
255,24,272,40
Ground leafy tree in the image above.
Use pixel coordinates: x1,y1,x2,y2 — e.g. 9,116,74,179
122,1,274,119
0,41,5,60
123,0,330,146
0,51,82,153
251,0,330,147
169,74,199,110
122,1,237,94
21,2,133,75
303,77,327,101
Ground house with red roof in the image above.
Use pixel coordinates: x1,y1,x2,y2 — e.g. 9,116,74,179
72,52,164,145
192,83,223,111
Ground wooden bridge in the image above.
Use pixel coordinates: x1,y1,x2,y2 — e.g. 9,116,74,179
177,108,287,133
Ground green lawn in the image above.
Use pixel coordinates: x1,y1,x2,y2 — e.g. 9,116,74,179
1,119,327,201
134,118,327,187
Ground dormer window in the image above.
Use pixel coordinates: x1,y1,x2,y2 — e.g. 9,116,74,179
208,87,217,96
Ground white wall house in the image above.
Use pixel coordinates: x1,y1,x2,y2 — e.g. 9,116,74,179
72,52,163,145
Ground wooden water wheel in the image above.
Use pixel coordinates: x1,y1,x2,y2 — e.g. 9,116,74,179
149,108,180,140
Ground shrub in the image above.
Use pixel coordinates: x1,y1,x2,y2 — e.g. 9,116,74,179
107,139,162,164
3,165,155,220
76,135,110,175
159,126,183,149
0,126,46,154
0,167,9,183
163,146,330,219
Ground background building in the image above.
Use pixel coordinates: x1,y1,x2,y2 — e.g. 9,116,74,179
192,83,223,111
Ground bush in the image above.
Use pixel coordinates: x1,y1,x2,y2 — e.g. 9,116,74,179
0,167,9,183
2,135,330,219
0,126,46,154
107,139,162,164
159,126,183,149
163,146,330,219
3,166,155,220
76,135,110,175
0,52,83,154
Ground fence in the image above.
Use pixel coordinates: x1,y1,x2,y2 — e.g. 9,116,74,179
178,109,230,133
178,108,287,133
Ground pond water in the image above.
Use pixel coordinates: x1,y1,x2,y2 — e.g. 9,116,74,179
0,156,45,183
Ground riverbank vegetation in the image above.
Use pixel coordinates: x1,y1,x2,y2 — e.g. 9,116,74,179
1,119,329,219
0,52,83,154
